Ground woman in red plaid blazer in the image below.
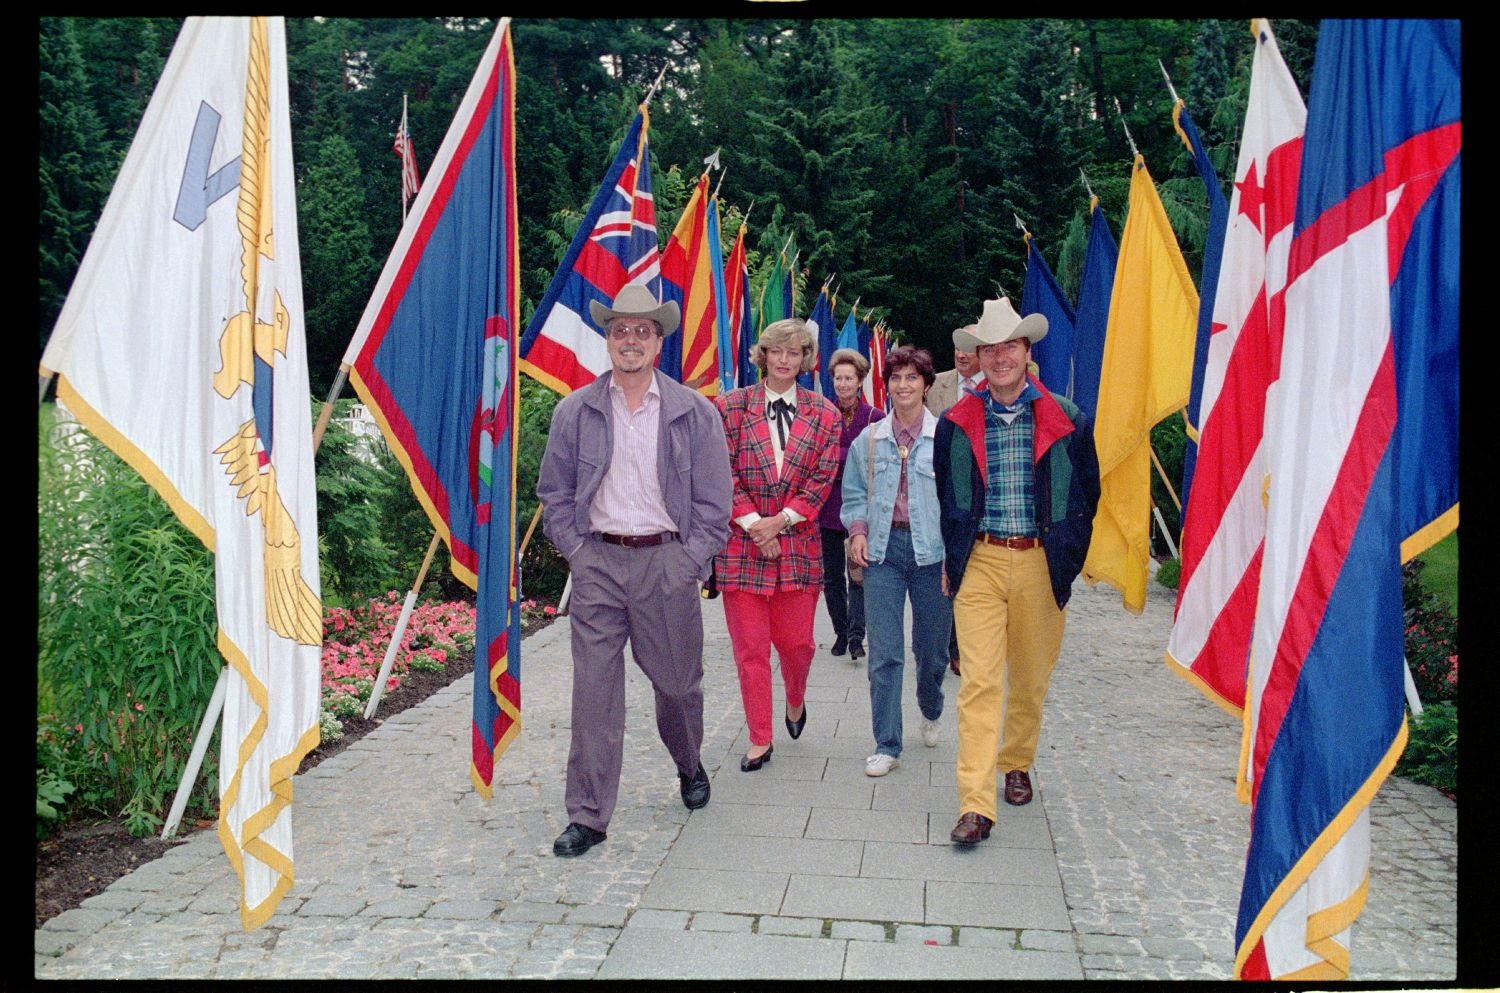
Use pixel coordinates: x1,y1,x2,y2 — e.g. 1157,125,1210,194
714,318,841,772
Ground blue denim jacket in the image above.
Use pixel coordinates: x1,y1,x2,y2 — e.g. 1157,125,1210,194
840,408,945,567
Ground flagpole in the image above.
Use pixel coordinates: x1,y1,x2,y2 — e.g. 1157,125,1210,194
364,530,443,719
160,667,228,839
1157,59,1181,105
400,93,410,225
1113,96,1140,157
641,64,669,107
311,364,351,453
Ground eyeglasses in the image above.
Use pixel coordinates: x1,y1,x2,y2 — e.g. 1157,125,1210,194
608,323,658,341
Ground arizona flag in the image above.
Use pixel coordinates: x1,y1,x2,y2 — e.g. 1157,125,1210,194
343,19,521,797
1235,19,1459,980
40,17,321,930
520,107,660,394
1082,154,1198,614
660,171,720,394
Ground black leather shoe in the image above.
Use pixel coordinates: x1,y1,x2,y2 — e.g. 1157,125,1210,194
849,642,865,660
553,822,607,857
785,705,807,740
740,744,773,772
831,635,847,656
680,763,711,810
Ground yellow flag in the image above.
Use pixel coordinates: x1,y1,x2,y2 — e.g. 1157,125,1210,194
1082,154,1198,613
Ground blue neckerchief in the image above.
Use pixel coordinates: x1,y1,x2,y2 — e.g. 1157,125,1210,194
967,380,1041,418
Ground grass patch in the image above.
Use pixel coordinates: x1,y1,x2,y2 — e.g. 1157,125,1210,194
1415,530,1457,617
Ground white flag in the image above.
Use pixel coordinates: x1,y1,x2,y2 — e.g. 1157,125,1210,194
41,16,321,931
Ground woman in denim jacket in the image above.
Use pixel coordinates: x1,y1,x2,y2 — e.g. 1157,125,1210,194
841,346,952,777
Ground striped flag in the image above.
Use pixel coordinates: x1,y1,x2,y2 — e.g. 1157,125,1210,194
40,16,321,929
1173,96,1231,509
1071,198,1119,418
1235,19,1459,980
519,108,659,395
393,96,421,213
660,171,719,394
1167,19,1306,714
1020,233,1078,397
343,19,521,797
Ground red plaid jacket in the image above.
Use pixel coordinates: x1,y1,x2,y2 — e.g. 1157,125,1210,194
714,383,840,594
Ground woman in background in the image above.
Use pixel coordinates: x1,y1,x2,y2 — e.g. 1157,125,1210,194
819,348,884,661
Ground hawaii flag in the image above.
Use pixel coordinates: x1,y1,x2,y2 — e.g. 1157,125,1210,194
40,17,320,930
343,19,521,797
1235,19,1459,979
520,108,659,395
1167,19,1306,714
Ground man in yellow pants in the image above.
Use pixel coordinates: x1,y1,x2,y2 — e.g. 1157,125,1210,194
932,297,1100,844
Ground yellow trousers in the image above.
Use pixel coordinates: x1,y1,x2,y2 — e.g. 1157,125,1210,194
953,541,1065,821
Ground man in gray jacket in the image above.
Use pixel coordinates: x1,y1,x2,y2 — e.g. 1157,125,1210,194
537,284,733,858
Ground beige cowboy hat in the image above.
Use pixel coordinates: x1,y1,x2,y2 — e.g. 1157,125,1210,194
588,283,681,336
953,297,1048,352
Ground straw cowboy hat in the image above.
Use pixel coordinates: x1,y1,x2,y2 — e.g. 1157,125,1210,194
953,297,1048,352
588,284,681,336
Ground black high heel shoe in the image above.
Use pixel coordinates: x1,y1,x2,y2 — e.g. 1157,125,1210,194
740,744,774,772
784,705,807,740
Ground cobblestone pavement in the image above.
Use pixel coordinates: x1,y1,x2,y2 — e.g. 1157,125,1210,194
34,573,1458,981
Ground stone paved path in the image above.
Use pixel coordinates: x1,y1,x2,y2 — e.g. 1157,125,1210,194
34,572,1458,980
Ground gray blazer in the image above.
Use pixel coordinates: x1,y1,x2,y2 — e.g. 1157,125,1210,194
537,370,733,580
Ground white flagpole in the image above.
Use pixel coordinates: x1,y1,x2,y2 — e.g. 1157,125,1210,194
161,668,227,840
364,530,442,719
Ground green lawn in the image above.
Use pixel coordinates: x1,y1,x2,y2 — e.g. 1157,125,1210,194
1416,530,1457,616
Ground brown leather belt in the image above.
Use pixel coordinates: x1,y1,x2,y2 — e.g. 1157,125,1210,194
598,532,676,548
978,533,1039,550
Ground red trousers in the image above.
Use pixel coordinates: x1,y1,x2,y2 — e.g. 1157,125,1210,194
723,588,819,748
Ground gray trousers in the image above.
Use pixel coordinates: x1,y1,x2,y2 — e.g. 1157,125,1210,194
564,537,706,832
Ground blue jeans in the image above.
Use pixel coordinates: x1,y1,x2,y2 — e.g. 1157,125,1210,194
863,526,951,757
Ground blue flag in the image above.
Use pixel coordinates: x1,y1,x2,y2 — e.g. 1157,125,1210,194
1019,235,1078,396
806,285,835,393
836,306,860,352
346,22,521,796
1173,100,1231,510
1071,199,1119,417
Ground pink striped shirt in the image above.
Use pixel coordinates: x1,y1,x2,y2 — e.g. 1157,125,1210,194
589,374,678,537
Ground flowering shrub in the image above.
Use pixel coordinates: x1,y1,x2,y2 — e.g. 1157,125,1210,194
1401,561,1458,705
1396,560,1458,795
318,593,477,742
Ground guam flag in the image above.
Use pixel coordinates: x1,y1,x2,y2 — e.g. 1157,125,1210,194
520,107,661,395
343,20,521,797
1235,19,1459,979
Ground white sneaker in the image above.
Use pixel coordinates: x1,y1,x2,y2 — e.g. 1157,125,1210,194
865,753,899,777
921,717,941,748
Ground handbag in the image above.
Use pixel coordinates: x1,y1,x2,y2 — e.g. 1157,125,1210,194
845,424,878,585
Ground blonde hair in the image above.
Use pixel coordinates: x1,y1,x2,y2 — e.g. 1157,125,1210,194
752,318,818,375
827,347,870,381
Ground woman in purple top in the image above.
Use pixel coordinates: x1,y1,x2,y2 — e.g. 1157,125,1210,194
820,348,885,660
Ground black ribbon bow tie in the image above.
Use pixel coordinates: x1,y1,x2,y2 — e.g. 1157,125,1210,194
768,398,795,447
